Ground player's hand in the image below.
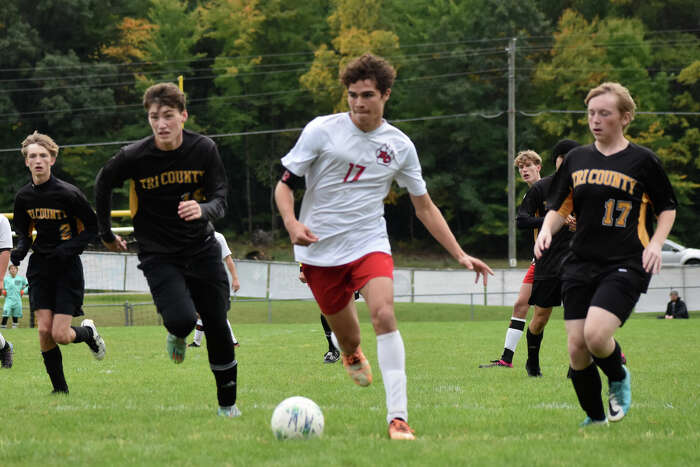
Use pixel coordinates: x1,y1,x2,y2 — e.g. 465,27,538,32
20,290,24,296
286,220,318,246
1,289,5,296
102,234,128,252
232,278,240,293
566,215,576,231
458,255,494,286
534,230,552,259
642,240,663,274
299,271,307,283
178,200,202,221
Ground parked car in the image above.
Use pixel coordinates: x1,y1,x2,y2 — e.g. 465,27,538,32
662,239,700,265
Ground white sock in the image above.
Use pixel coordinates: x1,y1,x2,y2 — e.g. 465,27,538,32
377,330,407,424
0,332,5,348
504,317,526,352
227,320,237,344
193,319,204,345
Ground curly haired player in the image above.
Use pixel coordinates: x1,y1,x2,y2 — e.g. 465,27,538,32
275,53,492,440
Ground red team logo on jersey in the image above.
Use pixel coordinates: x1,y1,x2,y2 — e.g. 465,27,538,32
376,144,395,166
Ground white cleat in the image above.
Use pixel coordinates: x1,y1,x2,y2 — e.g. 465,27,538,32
81,319,106,360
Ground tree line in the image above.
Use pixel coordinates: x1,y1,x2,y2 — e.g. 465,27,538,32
1,0,698,256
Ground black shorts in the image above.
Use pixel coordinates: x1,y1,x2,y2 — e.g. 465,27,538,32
528,277,562,308
26,253,85,316
561,257,650,325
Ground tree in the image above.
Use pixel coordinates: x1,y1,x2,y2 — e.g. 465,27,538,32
300,0,401,113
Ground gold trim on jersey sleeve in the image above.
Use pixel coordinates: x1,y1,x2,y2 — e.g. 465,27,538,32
637,193,651,247
557,189,574,218
129,180,138,217
75,218,85,234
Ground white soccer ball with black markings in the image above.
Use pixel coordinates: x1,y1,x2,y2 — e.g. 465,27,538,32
271,396,324,440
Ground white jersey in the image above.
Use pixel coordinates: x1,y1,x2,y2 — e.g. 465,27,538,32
0,215,12,250
281,112,427,266
214,231,231,260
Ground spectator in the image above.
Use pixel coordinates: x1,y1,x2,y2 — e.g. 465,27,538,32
660,290,689,319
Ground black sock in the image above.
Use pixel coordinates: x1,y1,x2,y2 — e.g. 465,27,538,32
71,325,96,351
30,311,36,328
570,363,605,421
1,317,7,326
12,317,18,325
42,346,69,393
526,329,544,363
1,341,8,351
213,361,238,407
320,314,335,351
593,340,626,382
500,349,513,364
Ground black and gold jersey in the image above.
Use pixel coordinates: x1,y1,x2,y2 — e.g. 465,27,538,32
548,143,677,268
11,175,97,265
95,129,227,256
516,179,545,243
531,175,573,279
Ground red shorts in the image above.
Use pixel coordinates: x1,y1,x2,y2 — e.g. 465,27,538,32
522,262,535,285
302,252,394,315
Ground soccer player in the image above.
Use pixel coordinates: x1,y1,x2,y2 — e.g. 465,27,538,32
535,82,677,426
0,213,14,368
190,231,240,348
275,54,493,440
480,150,549,370
299,267,340,363
12,132,106,392
521,140,580,377
95,83,240,418
2,264,28,328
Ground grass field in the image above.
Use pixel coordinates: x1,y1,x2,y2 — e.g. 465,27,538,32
0,302,698,466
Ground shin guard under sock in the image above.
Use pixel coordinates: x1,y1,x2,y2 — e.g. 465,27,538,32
42,346,69,393
570,363,605,421
213,361,238,407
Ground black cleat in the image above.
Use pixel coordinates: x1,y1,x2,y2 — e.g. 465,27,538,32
525,359,542,377
323,349,340,363
0,341,14,368
479,359,513,368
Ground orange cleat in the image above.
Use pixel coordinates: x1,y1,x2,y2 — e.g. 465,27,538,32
388,418,415,440
341,347,372,387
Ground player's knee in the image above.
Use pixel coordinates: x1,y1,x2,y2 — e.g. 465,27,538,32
370,303,395,333
163,314,197,338
512,300,529,318
52,329,72,345
583,328,608,355
567,334,587,357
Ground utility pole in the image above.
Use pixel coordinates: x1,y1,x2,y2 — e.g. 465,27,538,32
507,37,517,267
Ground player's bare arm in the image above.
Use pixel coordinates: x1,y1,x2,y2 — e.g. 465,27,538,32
409,192,493,285
643,209,676,274
534,210,566,259
224,256,241,292
0,251,9,293
177,200,202,222
274,181,318,246
102,234,128,252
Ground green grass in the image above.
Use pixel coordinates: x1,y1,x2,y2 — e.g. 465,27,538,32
1,302,698,466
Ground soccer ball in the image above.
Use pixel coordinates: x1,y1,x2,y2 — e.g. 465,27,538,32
270,396,324,440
